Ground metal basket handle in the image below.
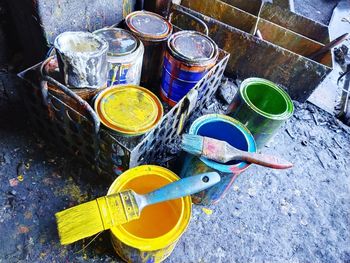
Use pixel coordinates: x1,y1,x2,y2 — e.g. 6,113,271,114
39,56,100,134
168,5,209,36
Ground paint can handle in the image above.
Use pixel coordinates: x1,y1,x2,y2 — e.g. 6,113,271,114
39,56,100,134
168,5,209,36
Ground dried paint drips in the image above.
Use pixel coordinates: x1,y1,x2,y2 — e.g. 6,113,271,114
54,31,108,88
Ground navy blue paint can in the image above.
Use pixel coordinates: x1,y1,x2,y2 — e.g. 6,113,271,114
160,31,218,107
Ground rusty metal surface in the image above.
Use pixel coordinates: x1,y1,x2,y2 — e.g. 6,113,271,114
181,0,256,33
172,4,332,102
260,3,329,44
257,19,332,66
220,0,262,16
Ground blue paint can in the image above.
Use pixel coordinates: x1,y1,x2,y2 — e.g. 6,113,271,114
160,31,218,107
180,114,257,205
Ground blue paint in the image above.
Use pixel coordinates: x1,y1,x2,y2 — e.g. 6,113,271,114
107,65,129,86
160,53,210,106
163,56,208,81
180,114,256,205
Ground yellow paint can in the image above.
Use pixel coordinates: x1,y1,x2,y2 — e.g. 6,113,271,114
107,165,192,263
94,85,163,136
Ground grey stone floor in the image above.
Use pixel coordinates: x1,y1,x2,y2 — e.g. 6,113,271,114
1,0,349,262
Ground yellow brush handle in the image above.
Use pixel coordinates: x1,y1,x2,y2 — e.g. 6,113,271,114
96,191,140,230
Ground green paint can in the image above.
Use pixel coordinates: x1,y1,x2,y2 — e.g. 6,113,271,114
228,78,294,149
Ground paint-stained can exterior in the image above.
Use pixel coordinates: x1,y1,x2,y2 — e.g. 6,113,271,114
108,165,192,263
93,28,144,86
160,31,218,107
228,78,294,149
125,11,173,93
54,31,109,89
94,85,163,136
180,114,256,205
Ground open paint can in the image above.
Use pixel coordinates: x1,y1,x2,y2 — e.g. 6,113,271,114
180,114,256,205
54,31,108,88
160,31,218,107
93,28,144,86
108,165,192,263
94,85,163,136
228,78,294,149
125,11,173,92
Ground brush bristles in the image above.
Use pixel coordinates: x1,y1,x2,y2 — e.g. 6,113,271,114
56,200,104,245
181,134,203,156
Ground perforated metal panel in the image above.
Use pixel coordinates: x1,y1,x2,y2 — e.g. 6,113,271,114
18,41,229,179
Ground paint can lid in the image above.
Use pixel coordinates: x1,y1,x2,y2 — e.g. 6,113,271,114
54,31,109,56
125,11,172,40
168,31,217,63
93,28,138,57
94,85,163,136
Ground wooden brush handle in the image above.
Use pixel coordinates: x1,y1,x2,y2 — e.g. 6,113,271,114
308,33,349,60
237,151,293,169
143,172,221,207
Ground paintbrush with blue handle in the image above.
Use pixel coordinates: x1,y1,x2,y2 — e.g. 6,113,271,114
182,134,293,169
56,171,220,245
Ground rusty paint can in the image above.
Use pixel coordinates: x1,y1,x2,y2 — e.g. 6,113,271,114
180,114,256,205
93,28,144,87
94,85,163,136
160,31,218,107
54,31,109,89
228,78,294,149
125,11,173,93
108,165,192,263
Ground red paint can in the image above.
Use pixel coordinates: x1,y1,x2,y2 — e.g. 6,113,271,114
125,11,173,93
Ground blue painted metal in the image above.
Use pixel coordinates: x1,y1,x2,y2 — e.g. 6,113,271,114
143,172,221,207
160,31,218,107
180,114,256,205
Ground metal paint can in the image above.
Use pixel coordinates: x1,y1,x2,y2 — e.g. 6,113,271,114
94,85,163,136
180,114,256,205
93,28,144,87
54,31,108,89
125,11,173,93
108,165,192,263
228,78,294,149
160,31,218,107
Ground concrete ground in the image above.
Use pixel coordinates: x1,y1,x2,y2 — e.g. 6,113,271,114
1,0,349,263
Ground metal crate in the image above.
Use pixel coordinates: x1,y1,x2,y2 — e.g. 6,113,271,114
172,1,333,102
18,31,229,179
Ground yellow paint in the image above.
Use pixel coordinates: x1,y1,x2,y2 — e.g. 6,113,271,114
17,175,24,182
202,208,213,215
108,165,192,263
95,85,163,136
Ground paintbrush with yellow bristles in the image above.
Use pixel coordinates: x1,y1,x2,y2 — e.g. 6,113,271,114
56,172,220,245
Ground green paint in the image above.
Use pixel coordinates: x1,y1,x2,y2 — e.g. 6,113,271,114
228,78,294,149
245,83,288,116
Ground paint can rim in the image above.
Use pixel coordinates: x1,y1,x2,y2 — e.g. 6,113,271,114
189,114,257,173
240,77,294,120
94,85,163,136
125,10,173,41
167,31,219,65
93,28,139,57
54,31,109,57
108,165,192,251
